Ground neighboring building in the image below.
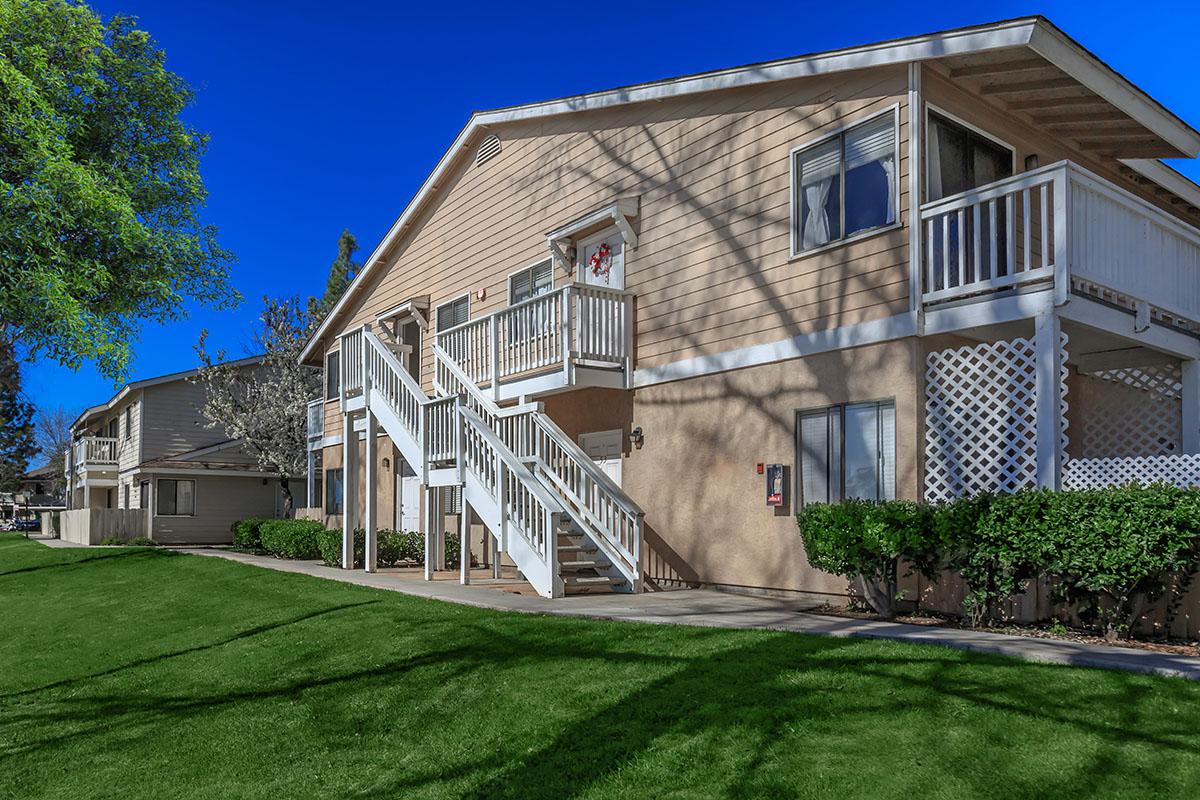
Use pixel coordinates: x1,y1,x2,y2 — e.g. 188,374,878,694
65,359,304,544
1,464,66,522
298,17,1200,604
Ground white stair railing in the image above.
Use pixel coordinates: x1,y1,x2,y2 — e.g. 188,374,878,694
433,341,642,589
458,405,563,597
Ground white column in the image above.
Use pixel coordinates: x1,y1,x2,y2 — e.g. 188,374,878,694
1183,360,1200,454
342,413,358,569
364,411,378,573
906,61,924,334
1034,312,1063,489
145,475,155,540
306,450,315,511
492,533,501,579
459,500,471,585
423,485,435,581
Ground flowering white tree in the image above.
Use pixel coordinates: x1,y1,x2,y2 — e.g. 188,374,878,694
193,297,321,516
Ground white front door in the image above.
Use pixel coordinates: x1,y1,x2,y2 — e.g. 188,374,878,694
580,430,623,487
395,459,421,531
577,228,625,290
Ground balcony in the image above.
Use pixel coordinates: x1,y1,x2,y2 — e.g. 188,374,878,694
434,283,634,401
919,160,1200,327
70,436,118,477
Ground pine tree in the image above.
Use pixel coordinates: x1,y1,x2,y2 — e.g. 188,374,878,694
312,229,360,326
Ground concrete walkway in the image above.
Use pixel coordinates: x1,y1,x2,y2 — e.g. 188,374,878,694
172,547,1200,681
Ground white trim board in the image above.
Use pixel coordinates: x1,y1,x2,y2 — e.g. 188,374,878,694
632,313,918,388
297,17,1200,364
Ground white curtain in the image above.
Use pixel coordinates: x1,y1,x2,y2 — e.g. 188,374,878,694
799,138,839,250
802,177,834,249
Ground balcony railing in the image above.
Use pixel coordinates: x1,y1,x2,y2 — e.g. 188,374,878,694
434,283,634,396
72,436,118,471
919,160,1200,323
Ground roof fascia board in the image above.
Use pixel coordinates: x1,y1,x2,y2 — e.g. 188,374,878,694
1121,158,1200,209
1027,23,1200,157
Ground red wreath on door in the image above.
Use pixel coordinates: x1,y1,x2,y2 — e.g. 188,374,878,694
588,242,613,280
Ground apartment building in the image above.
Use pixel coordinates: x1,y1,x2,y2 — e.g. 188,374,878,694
299,17,1200,600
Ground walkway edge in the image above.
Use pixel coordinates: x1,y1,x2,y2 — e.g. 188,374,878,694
177,547,1200,681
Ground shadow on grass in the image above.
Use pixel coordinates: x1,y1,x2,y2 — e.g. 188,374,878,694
5,615,1197,797
0,547,168,578
1,600,381,700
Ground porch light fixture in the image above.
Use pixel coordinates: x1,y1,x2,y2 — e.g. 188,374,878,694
1024,154,1040,171
382,457,391,471
629,426,644,450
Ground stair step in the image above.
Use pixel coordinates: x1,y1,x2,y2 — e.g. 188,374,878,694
561,574,625,587
557,544,598,554
559,559,611,571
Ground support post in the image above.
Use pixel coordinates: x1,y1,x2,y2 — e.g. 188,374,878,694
492,533,501,579
423,485,435,581
306,450,315,513
489,315,500,401
459,501,471,585
1183,360,1200,454
1034,312,1063,489
342,412,358,569
906,61,924,335
364,411,378,573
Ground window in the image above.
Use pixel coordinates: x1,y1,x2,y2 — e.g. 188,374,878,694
124,406,132,440
792,111,897,254
926,110,1012,202
796,400,895,506
157,479,196,516
509,259,554,305
325,468,344,515
139,481,149,508
123,483,130,509
325,351,340,400
436,295,470,332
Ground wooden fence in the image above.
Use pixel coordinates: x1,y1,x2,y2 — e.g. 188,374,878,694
59,508,146,545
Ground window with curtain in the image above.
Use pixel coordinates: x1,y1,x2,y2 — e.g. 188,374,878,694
312,452,323,512
796,400,895,506
436,295,470,332
325,351,340,400
793,112,897,254
325,468,344,514
157,479,196,516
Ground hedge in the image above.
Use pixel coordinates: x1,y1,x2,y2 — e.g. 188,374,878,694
258,519,326,560
797,484,1200,639
316,528,459,568
231,517,271,550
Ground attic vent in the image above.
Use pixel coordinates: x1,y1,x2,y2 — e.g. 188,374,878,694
475,134,502,167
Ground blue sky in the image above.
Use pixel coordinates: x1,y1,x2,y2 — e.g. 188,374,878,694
25,0,1200,422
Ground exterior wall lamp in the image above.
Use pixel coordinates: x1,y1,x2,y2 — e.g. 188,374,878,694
628,426,644,450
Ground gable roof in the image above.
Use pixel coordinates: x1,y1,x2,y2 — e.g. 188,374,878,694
299,15,1200,363
71,355,265,432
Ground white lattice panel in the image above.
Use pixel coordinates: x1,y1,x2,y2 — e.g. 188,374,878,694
1063,454,1200,489
924,334,1068,502
1076,364,1182,458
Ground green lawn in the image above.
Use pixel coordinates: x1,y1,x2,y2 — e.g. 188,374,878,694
1,534,1198,799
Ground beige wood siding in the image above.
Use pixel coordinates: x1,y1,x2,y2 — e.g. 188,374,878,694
321,66,911,389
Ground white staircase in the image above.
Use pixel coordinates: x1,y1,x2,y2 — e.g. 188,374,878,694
343,324,643,598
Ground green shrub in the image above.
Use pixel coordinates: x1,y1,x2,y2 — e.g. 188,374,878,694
1040,484,1200,640
231,517,271,550
318,528,363,567
99,535,124,546
796,499,935,617
379,529,426,566
126,537,157,547
258,519,325,560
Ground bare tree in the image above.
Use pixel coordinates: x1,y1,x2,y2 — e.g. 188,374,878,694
193,297,321,517
35,405,74,499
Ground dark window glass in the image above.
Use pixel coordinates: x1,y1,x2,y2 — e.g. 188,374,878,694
325,468,344,515
325,352,341,400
